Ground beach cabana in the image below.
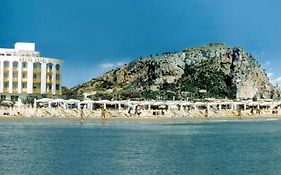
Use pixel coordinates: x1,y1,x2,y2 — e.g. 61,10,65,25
36,98,53,108
51,99,67,109
94,100,113,109
137,101,154,110
66,99,80,109
79,100,95,110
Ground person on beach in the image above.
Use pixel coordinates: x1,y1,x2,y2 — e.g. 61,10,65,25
101,108,106,118
134,105,142,116
256,108,261,115
250,108,254,116
204,108,208,119
237,108,242,119
272,108,277,115
101,108,111,118
128,103,135,115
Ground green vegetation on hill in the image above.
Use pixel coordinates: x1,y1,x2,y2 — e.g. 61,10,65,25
72,44,281,100
177,59,236,99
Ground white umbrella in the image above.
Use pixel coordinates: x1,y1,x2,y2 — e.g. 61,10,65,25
67,99,80,104
1,100,14,106
52,99,66,103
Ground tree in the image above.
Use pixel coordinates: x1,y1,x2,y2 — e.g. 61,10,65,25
61,86,83,100
22,95,37,107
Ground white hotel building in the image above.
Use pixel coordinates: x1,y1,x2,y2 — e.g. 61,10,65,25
0,42,63,101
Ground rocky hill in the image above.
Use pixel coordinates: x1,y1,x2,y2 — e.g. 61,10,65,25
72,43,280,100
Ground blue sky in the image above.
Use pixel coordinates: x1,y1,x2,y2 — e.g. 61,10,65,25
1,0,281,88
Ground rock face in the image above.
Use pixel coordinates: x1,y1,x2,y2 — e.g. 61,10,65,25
73,43,280,100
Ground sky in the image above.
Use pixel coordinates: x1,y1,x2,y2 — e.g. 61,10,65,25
1,0,281,88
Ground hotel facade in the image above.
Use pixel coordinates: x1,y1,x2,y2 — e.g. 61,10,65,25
0,42,63,101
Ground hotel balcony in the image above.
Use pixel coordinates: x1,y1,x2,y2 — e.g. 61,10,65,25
3,67,9,72
13,67,18,71
33,68,41,73
46,79,52,83
22,88,27,93
12,88,18,93
46,70,52,74
56,80,60,84
3,88,9,93
46,90,53,95
56,70,60,74
3,77,9,82
56,90,60,95
22,68,28,72
22,78,27,82
12,78,18,82
33,78,41,83
33,89,41,94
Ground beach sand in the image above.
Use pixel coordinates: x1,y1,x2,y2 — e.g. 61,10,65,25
1,114,281,123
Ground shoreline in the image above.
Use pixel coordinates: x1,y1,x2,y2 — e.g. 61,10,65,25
1,115,281,122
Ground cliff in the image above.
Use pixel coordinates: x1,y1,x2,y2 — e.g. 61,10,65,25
72,43,280,100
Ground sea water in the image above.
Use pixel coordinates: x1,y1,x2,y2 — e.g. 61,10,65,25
1,119,281,175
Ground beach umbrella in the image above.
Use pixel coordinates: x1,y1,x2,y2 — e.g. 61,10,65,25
52,99,66,103
67,99,80,104
37,98,53,103
1,100,14,106
159,105,166,109
80,99,95,104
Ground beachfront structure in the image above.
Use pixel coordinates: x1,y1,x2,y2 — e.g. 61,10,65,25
0,42,63,101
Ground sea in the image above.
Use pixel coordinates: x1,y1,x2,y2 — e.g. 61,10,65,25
1,118,281,175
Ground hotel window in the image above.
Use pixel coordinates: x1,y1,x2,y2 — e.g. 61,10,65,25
56,84,60,90
56,64,60,70
13,61,18,67
13,82,18,88
33,74,40,79
47,85,52,91
48,75,52,81
4,61,9,67
56,74,60,80
13,72,18,78
47,63,53,70
0,53,4,56
33,83,41,89
22,73,27,78
33,62,41,69
7,53,11,56
4,72,8,78
22,62,27,68
3,82,8,88
22,83,27,88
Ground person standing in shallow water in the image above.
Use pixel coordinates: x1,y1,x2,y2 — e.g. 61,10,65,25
80,109,85,123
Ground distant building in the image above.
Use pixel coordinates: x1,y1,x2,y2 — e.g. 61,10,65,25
0,42,63,101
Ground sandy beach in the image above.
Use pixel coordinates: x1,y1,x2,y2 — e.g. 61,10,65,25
1,108,281,123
